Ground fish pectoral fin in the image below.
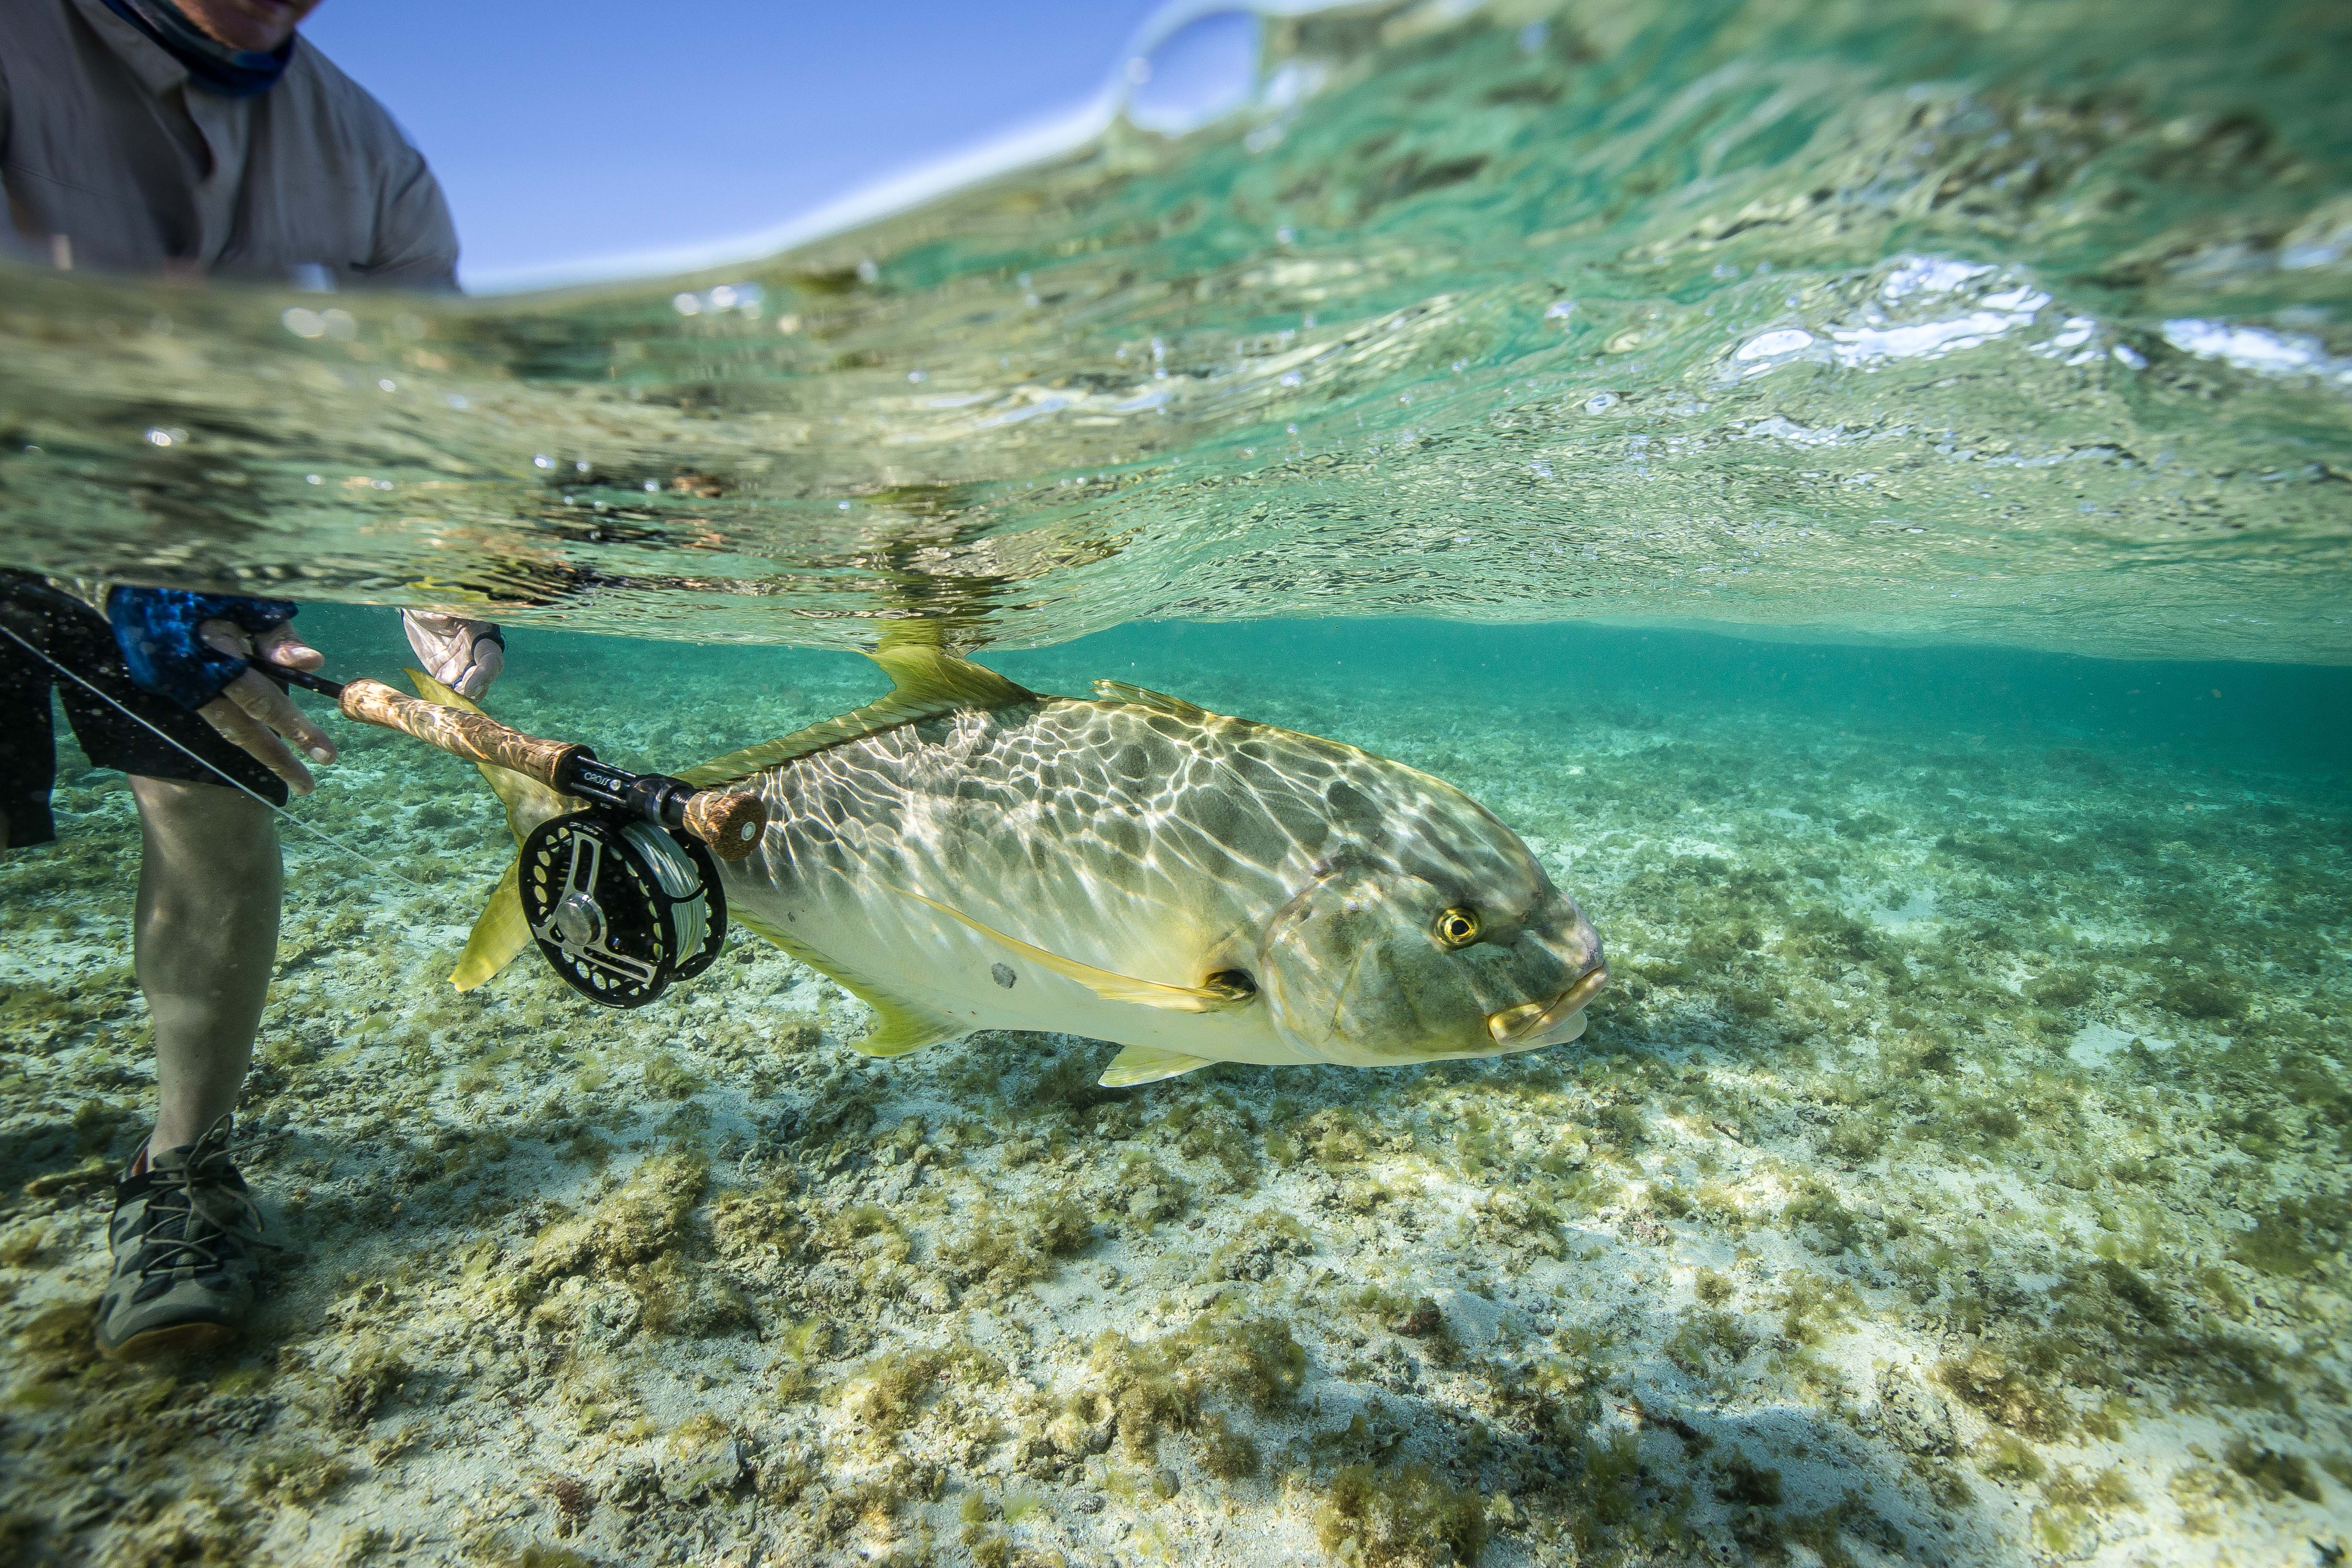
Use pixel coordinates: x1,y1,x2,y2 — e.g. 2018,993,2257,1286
406,674,571,990
1099,1045,1216,1088
450,858,532,991
885,885,1249,1014
1091,680,1211,723
732,911,965,1059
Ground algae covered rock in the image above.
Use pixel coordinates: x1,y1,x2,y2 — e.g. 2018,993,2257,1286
1876,1366,1957,1456
1315,1461,1488,1568
659,1414,746,1502
328,1338,410,1431
528,1275,644,1349
1086,1310,1307,1461
1204,1208,1313,1282
528,1153,708,1282
1044,1388,1115,1456
511,1152,752,1341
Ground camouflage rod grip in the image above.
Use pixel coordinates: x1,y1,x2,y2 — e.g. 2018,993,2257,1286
338,677,582,788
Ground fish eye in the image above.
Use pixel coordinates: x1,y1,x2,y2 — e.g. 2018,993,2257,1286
1434,906,1482,948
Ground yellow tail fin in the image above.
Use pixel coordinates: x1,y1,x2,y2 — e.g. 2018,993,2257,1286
402,669,582,991
451,859,530,991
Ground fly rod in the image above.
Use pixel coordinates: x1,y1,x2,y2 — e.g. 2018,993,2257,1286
274,662,768,1008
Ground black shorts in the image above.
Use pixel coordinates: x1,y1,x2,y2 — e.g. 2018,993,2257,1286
0,572,286,848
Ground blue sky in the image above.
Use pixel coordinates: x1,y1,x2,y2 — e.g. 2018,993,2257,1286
304,2,1178,289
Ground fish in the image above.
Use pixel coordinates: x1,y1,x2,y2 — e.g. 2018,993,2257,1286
425,644,1607,1087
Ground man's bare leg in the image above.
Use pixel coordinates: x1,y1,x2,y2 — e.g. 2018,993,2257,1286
95,776,279,1356
130,776,281,1150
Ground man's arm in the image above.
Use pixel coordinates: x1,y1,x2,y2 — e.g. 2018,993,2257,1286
358,141,459,290
0,55,37,271
108,588,338,793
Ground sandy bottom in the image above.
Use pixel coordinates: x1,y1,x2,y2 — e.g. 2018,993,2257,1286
2,631,2347,1568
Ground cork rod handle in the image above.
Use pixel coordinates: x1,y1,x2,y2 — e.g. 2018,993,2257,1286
683,788,767,861
338,677,582,788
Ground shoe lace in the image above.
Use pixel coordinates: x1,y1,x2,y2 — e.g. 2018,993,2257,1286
134,1144,266,1279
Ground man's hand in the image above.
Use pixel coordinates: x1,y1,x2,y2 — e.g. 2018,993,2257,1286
108,586,338,795
194,619,338,796
401,611,504,699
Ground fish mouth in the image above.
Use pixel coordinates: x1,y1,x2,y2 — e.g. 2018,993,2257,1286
1485,963,1611,1048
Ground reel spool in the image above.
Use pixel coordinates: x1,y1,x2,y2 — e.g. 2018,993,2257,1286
518,812,729,1007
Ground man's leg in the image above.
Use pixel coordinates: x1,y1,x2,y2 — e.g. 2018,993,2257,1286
130,776,281,1150
93,778,280,1357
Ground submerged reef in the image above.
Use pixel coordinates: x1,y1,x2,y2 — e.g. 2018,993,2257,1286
1,640,2348,1568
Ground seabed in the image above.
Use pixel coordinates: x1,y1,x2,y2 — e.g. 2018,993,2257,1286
2,619,2346,1568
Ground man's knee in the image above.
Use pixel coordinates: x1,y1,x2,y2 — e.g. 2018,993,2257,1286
129,776,282,888
129,774,276,828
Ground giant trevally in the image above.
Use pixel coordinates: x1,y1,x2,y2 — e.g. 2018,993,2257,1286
420,645,1607,1085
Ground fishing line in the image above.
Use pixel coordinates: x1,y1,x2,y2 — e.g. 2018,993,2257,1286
0,620,425,890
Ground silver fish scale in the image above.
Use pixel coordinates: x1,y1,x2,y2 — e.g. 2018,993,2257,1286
730,695,1533,940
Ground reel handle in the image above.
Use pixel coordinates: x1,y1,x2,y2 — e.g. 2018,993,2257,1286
337,677,767,861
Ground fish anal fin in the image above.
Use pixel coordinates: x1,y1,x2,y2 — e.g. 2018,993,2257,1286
851,1002,961,1059
1100,1045,1215,1088
680,648,1035,789
885,884,1249,1014
1093,680,1210,723
732,910,965,1059
451,858,532,992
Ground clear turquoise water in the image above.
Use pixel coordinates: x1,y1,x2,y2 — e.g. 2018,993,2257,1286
11,608,2346,1564
3,0,2350,1563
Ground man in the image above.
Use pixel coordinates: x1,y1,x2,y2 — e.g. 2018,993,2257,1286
0,0,502,1357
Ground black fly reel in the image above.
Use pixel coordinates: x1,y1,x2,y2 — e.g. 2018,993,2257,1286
518,811,728,1007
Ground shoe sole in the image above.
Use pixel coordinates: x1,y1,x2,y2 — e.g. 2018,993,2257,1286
100,1319,239,1361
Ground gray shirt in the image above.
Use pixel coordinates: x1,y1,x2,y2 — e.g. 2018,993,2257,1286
0,0,458,287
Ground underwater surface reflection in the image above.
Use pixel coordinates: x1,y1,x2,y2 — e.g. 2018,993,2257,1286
2,0,2349,658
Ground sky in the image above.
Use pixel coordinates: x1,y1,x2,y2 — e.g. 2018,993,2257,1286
303,1,1183,290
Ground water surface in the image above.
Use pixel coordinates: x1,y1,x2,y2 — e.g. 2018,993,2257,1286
0,0,2346,658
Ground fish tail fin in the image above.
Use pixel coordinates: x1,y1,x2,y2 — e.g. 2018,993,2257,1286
452,857,533,991
404,668,546,844
401,669,573,991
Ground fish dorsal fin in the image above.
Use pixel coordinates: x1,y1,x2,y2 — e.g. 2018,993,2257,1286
885,885,1252,1014
680,646,1035,788
730,910,964,1057
1099,1045,1216,1088
1092,680,1210,723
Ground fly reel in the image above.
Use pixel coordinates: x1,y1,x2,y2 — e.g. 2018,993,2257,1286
269,660,764,1006
518,812,728,1007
